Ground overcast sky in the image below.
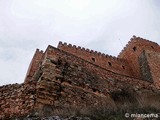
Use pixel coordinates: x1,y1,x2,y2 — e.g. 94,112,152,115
0,0,160,85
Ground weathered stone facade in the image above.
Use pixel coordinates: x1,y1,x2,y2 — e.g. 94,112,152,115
1,36,160,119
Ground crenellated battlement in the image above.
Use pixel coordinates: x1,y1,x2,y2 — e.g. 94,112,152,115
58,41,133,77
58,37,160,79
118,35,159,57
58,41,123,62
36,48,44,54
131,35,158,45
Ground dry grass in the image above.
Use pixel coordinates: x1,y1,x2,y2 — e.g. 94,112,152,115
37,88,160,120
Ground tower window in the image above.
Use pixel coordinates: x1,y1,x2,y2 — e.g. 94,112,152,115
108,62,112,66
92,57,95,62
133,46,136,51
122,65,125,69
151,46,154,49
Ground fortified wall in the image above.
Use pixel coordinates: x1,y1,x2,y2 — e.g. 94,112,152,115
58,42,134,77
1,36,160,119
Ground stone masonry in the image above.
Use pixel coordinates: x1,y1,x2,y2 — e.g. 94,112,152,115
1,36,160,119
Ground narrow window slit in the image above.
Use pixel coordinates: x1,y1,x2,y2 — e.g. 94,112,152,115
133,46,136,51
108,62,112,66
92,57,96,62
122,65,125,69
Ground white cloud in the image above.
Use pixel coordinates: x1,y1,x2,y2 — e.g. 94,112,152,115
0,0,160,85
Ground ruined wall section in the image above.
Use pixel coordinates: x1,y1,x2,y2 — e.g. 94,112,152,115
34,45,156,116
0,48,46,119
24,49,44,83
118,36,160,79
0,81,37,119
58,42,133,77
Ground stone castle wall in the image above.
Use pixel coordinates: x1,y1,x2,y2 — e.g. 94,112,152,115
0,81,37,119
58,42,134,77
34,46,157,116
1,36,160,119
